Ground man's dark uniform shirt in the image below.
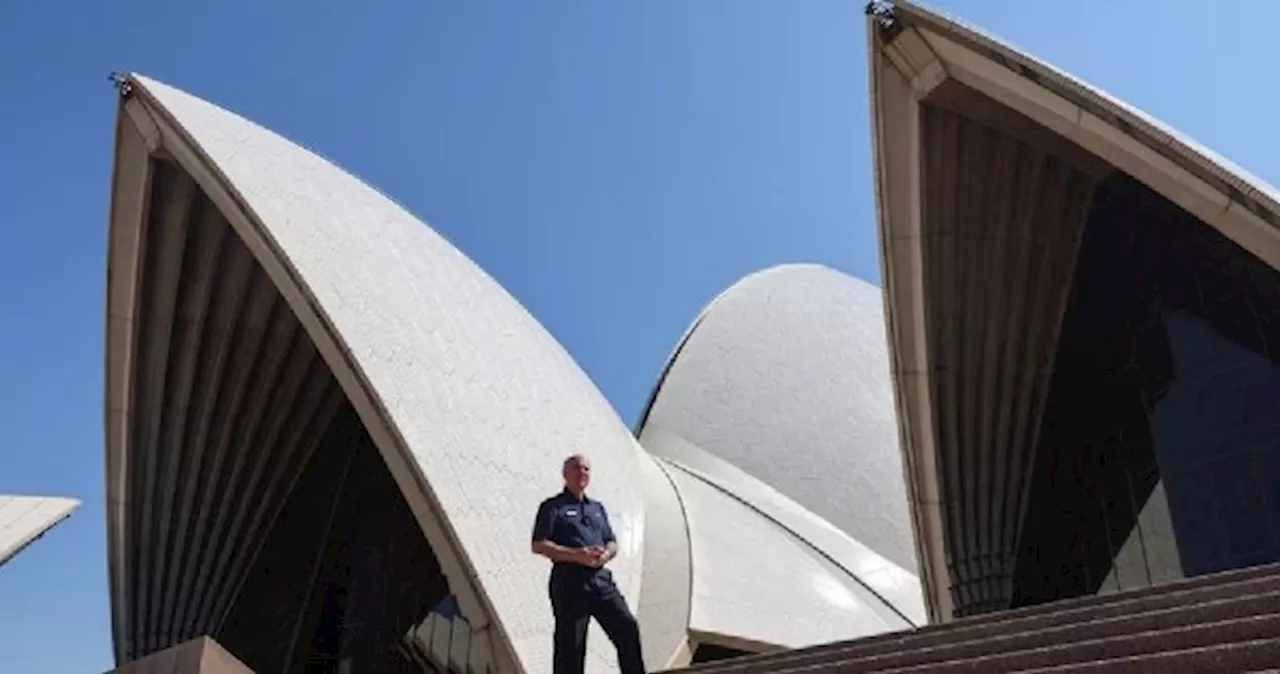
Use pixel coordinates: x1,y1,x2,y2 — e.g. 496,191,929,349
532,490,616,584
532,490,645,674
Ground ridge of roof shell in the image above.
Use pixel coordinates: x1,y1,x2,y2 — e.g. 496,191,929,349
883,0,1280,233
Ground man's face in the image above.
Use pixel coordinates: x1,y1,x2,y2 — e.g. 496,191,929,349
563,456,591,494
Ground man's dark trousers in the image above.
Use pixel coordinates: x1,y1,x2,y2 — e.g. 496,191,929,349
551,572,646,674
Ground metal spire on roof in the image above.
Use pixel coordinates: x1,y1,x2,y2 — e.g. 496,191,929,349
108,71,133,97
866,1,898,27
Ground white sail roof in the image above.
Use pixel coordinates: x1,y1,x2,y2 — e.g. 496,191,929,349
0,495,80,568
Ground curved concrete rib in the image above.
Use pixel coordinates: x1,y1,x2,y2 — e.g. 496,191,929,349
891,0,1280,232
644,431,926,630
105,74,648,673
634,453,695,669
657,458,910,653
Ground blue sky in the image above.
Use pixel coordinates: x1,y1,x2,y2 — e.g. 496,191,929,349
0,1,1275,671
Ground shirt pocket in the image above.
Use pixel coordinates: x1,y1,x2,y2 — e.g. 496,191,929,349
554,507,585,544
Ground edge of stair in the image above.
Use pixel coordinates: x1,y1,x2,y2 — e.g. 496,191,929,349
665,562,1280,674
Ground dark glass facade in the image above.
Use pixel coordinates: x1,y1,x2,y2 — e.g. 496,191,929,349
1152,313,1280,576
1013,174,1280,606
216,402,486,673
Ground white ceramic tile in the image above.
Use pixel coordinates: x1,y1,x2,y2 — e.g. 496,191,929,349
662,464,905,649
639,265,918,574
136,76,647,674
644,432,926,627
0,495,80,567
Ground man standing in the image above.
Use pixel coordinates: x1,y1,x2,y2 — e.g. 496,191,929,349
531,454,646,674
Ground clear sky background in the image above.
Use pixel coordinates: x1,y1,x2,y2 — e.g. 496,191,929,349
0,1,1276,671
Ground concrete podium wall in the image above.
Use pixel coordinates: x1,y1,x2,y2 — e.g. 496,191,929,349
107,637,252,674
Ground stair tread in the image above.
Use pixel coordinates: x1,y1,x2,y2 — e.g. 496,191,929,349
748,638,1280,674
865,612,1280,674
1014,637,1280,674
670,566,1280,674
828,595,1280,671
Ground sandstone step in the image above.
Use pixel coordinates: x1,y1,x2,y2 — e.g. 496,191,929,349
693,636,1280,674
673,564,1280,674
1013,637,1280,673
807,592,1280,673
866,612,1280,674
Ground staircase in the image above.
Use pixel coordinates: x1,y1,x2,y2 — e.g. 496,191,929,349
665,562,1280,673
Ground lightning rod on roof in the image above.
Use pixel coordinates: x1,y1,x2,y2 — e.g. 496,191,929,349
108,71,133,98
866,0,897,28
